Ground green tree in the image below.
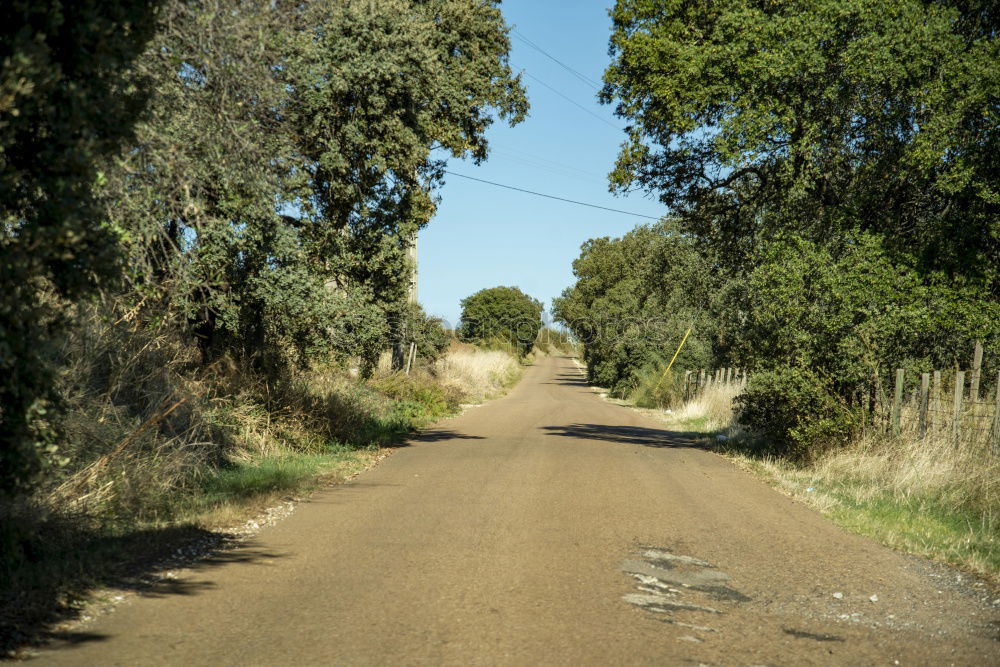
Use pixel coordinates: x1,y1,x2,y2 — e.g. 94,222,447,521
727,232,998,454
107,0,527,378
102,0,347,375
599,0,1000,452
0,0,162,493
603,0,999,283
282,0,528,367
460,287,543,356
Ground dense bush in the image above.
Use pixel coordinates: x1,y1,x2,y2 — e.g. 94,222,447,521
720,233,998,448
0,0,163,493
736,369,858,460
629,360,687,409
390,304,453,370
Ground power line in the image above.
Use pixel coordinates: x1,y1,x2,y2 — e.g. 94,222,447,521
512,28,603,90
491,146,606,182
443,170,660,220
491,153,602,182
521,71,620,131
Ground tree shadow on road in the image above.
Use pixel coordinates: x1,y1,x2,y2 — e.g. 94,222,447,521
541,372,590,387
541,423,710,449
1,522,286,657
409,429,485,443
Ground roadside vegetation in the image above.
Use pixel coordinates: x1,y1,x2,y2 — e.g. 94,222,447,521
558,0,998,579
1,0,530,652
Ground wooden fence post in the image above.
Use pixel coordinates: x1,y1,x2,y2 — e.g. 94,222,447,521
952,370,965,444
405,341,416,374
919,372,930,439
892,368,904,435
932,370,942,433
684,371,691,401
970,341,983,402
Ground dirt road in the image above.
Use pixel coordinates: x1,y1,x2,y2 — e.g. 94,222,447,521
34,355,997,665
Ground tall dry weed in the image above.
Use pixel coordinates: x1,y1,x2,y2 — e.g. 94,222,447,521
435,345,521,402
674,380,743,431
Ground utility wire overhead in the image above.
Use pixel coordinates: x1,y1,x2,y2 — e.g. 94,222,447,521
520,70,621,131
491,147,606,182
512,28,603,90
443,170,659,220
492,144,607,179
490,153,604,183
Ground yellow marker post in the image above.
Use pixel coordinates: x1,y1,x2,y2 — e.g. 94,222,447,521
653,328,692,394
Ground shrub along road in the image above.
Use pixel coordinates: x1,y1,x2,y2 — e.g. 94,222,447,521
35,355,997,665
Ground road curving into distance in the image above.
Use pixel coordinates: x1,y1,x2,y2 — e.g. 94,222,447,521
34,354,998,665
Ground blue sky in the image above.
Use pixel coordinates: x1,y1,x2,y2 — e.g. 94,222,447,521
420,0,666,327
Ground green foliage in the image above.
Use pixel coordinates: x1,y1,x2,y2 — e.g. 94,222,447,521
721,233,998,449
100,0,528,381
281,0,528,346
593,0,999,453
604,0,1000,284
370,373,460,421
459,286,543,356
200,454,352,502
630,362,686,409
391,304,453,370
736,368,858,460
0,0,162,494
553,221,714,396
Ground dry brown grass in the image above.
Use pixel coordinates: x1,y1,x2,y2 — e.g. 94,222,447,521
434,342,522,403
671,380,744,432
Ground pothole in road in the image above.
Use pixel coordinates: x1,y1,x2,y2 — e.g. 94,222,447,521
621,546,751,633
783,627,845,642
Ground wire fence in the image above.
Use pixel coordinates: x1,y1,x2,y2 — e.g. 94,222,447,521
680,346,1000,455
890,363,1000,453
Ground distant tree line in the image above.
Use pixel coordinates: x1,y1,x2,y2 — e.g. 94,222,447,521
0,0,527,493
556,0,999,457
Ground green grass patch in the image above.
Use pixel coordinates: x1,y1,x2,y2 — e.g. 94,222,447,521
814,479,997,575
200,451,361,503
673,415,712,432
